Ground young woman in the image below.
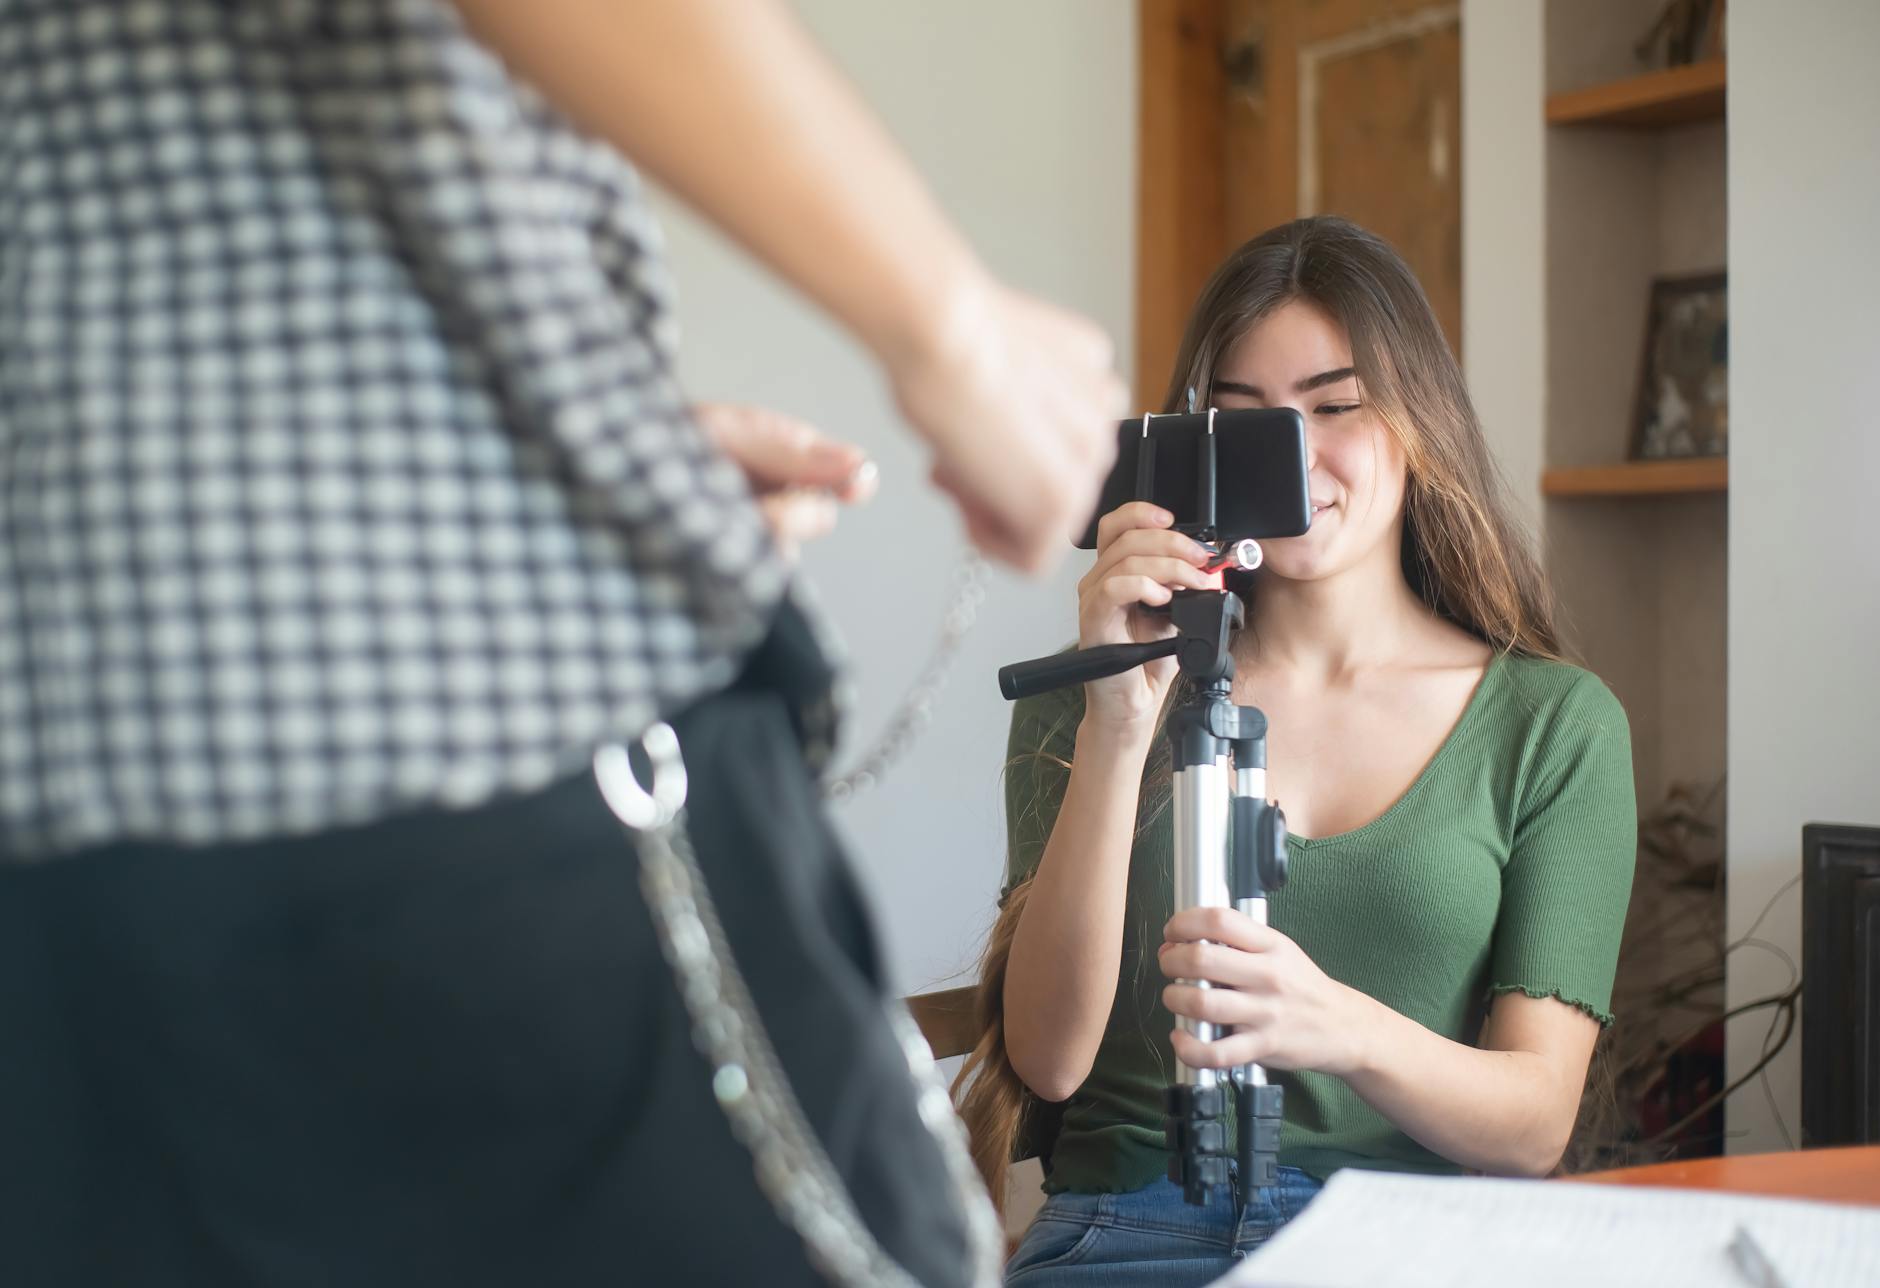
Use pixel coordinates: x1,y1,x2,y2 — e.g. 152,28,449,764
957,216,1638,1286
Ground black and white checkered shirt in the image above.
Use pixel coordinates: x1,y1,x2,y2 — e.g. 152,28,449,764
0,0,791,858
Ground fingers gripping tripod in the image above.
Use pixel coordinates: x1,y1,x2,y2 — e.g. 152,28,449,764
999,587,1289,1207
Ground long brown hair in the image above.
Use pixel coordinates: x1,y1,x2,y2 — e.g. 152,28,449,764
953,217,1567,1209
1165,216,1563,655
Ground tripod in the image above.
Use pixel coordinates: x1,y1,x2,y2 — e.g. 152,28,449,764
999,584,1290,1208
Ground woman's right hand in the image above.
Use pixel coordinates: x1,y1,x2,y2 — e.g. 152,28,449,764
887,275,1125,574
1076,502,1222,734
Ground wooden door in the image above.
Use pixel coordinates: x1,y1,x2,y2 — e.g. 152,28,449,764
1137,0,1462,408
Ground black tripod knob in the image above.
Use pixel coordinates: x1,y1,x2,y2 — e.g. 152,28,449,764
1259,805,1288,892
1231,797,1289,901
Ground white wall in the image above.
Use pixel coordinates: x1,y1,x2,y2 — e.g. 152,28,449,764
650,2,1138,993
1726,0,1880,1152
1467,0,1880,1154
1459,0,1546,528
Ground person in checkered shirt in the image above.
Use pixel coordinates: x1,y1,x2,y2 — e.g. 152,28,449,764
0,2,1123,1285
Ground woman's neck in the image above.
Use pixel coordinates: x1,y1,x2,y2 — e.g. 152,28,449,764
1240,542,1433,683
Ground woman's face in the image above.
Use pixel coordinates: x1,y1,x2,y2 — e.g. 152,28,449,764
1208,299,1407,584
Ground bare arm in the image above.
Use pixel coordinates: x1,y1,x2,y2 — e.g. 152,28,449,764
449,0,968,372
1339,989,1599,1176
1003,721,1154,1102
448,0,1123,571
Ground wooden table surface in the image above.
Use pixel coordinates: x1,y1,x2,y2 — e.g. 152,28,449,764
1573,1144,1880,1206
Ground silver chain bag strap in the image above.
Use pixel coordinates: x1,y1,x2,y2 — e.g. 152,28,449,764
592,557,1004,1288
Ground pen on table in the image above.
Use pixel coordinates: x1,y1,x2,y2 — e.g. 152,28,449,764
1728,1224,1791,1288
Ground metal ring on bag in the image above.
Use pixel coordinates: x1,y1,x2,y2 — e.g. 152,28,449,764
593,722,688,831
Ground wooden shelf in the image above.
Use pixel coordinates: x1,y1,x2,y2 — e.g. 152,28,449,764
1547,60,1726,128
1543,458,1728,498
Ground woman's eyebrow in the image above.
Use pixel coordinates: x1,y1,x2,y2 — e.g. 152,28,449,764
1209,368,1356,401
1295,367,1357,393
1210,379,1263,399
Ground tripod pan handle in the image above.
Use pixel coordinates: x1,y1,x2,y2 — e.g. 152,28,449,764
999,639,1181,701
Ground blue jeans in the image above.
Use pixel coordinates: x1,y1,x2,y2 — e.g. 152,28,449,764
1004,1171,1323,1287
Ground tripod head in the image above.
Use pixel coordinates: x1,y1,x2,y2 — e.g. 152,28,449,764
997,586,1243,701
1000,534,1264,702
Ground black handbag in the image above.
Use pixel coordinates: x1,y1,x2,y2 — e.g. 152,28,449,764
600,597,1002,1287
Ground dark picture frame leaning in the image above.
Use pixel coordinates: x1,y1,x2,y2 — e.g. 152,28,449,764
1631,271,1728,461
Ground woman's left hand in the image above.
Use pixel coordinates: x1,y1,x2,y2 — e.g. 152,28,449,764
1158,907,1372,1077
693,402,878,558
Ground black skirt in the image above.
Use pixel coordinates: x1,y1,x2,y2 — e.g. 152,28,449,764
0,606,972,1287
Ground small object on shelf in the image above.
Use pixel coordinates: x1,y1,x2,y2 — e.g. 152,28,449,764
1704,0,1728,61
1635,0,1719,69
1633,271,1728,461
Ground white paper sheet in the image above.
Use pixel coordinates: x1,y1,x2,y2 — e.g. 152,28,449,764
1214,1169,1880,1288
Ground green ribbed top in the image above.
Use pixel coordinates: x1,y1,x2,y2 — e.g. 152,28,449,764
1002,653,1636,1192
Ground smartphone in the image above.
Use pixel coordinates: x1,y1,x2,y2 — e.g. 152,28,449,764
1075,408,1312,549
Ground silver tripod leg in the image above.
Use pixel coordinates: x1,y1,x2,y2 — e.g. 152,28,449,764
1166,750,1237,1200
1171,753,1233,1092
1232,762,1270,1096
1227,759,1287,1194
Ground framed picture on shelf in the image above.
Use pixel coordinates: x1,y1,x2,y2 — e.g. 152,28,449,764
1632,271,1728,461
1634,0,1725,68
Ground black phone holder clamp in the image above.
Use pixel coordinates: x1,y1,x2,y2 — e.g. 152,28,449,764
1137,408,1221,543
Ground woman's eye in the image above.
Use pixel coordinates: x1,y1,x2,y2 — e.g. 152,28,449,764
1317,403,1362,417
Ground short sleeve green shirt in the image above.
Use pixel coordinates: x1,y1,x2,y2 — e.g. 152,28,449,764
1002,653,1636,1191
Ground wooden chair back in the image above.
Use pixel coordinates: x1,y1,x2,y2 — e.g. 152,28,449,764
904,985,978,1060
